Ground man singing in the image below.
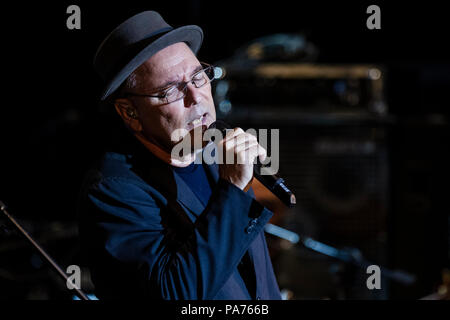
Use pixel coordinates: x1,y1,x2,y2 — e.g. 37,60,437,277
78,10,281,300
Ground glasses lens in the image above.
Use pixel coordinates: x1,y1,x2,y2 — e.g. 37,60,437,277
192,67,214,88
166,87,185,103
192,71,207,87
166,64,215,103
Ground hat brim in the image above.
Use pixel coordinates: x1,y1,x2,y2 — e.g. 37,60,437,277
100,25,203,100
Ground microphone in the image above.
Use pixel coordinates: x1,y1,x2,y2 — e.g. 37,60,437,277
209,120,296,208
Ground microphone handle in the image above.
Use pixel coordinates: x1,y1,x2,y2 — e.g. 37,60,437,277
253,164,296,208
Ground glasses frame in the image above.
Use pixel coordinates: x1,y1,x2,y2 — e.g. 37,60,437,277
122,62,216,104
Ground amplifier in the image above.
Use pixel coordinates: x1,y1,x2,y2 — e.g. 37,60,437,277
212,63,392,299
213,63,388,123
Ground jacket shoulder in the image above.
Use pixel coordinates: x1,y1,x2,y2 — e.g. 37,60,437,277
82,151,152,192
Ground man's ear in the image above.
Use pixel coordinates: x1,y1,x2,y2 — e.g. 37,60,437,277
114,98,142,133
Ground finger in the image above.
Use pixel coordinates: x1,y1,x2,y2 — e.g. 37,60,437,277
224,133,257,152
236,143,263,165
222,127,245,143
234,139,259,154
257,145,267,163
216,127,241,149
238,144,267,164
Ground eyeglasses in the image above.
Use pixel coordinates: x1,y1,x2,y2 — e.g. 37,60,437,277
123,62,216,104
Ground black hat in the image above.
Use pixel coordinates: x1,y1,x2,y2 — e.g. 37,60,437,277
93,11,203,100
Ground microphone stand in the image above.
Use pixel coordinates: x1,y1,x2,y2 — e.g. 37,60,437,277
264,223,416,288
0,199,90,300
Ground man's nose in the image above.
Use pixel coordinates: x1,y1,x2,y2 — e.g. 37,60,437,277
183,82,202,107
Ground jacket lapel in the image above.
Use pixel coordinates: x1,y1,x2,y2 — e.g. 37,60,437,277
173,144,221,219
172,170,206,221
132,143,221,223
132,140,261,295
202,142,220,184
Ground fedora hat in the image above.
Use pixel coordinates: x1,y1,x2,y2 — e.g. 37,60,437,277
93,11,203,100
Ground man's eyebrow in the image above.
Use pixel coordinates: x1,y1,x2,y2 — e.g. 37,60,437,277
152,64,204,92
152,80,178,92
191,64,204,75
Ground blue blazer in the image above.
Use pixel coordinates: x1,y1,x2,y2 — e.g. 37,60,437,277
78,135,281,300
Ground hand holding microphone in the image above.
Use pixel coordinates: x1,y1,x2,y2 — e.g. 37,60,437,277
216,127,267,191
210,120,296,207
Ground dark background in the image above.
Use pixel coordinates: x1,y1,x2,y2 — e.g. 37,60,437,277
0,1,449,299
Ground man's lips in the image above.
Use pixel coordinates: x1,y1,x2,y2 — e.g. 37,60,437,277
187,112,208,129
